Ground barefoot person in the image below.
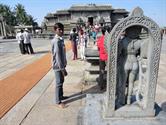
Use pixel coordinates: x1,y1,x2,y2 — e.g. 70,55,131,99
51,23,68,108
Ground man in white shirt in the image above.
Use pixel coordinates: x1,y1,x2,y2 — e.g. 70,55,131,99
23,28,34,54
16,29,26,54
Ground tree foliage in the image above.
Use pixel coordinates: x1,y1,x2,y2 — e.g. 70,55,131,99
0,4,16,26
14,3,27,25
0,3,38,26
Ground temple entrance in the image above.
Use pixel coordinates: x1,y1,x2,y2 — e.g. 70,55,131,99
88,17,93,26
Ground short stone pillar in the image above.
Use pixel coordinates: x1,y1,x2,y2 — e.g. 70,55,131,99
104,7,162,118
84,47,99,84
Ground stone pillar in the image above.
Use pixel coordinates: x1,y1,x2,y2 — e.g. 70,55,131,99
2,21,7,37
0,22,4,36
0,15,7,37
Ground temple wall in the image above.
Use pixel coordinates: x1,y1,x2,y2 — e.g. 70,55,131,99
71,11,111,24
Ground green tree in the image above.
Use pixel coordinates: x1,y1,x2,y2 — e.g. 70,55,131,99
14,4,38,26
26,14,38,26
0,4,16,35
14,3,28,25
0,3,38,36
0,4,16,26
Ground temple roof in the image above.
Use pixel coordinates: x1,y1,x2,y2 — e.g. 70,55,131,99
69,4,113,11
112,9,128,13
45,13,54,17
55,10,70,15
45,13,57,19
44,4,128,19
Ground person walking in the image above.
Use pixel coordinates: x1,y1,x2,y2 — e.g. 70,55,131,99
16,29,26,54
69,28,78,60
51,23,68,108
78,29,86,60
23,28,34,54
84,31,88,48
92,28,97,45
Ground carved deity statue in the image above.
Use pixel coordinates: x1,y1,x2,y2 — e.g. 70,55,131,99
117,26,144,105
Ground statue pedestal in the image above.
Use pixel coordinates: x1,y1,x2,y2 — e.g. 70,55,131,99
82,94,166,125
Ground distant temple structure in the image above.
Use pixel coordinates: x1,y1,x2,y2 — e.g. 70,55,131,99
44,4,128,34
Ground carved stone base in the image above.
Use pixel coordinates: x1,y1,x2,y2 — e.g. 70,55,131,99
104,103,155,118
84,70,99,85
82,94,166,125
84,62,99,85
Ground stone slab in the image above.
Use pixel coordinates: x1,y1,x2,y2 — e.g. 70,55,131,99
83,93,166,125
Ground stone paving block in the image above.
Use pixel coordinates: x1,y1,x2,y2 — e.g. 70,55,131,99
22,106,83,125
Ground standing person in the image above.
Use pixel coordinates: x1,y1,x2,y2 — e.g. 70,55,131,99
51,23,68,108
92,28,97,45
23,28,34,54
69,28,78,60
87,25,92,41
161,29,164,41
97,27,107,90
96,25,102,40
78,29,86,60
84,31,88,48
16,29,26,54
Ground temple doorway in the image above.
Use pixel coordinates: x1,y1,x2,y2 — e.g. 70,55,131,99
88,17,93,26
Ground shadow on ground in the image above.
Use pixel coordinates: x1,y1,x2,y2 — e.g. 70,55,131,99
161,101,166,112
63,84,106,104
151,101,166,117
64,84,166,118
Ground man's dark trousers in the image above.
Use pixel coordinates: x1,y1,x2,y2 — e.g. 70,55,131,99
54,70,64,104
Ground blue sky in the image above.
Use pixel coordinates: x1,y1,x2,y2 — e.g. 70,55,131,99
1,0,166,27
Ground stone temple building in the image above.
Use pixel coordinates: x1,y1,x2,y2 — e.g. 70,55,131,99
44,4,128,34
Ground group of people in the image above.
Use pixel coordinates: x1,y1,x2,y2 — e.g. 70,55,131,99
16,28,34,55
69,27,89,60
50,22,112,108
69,24,107,61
